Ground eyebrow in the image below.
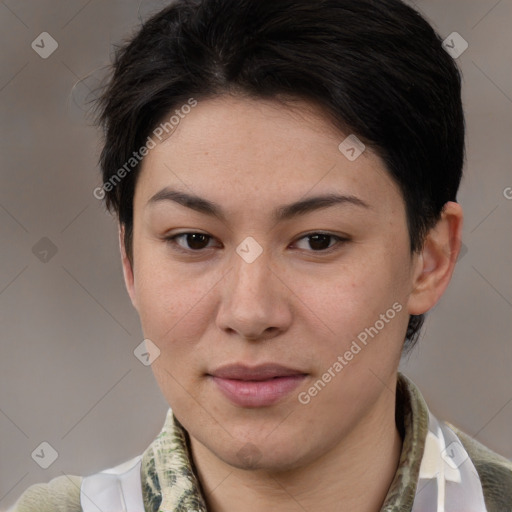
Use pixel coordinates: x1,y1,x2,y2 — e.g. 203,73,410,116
146,187,371,222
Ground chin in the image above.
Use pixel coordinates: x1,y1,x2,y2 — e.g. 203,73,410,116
209,435,310,473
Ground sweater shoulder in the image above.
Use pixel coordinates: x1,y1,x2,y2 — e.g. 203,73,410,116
7,474,83,512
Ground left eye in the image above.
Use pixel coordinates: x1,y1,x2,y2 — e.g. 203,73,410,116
293,233,345,252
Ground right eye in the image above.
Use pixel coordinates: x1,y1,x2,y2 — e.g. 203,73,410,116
164,232,220,253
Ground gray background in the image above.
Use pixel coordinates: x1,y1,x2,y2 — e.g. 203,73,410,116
1,0,511,509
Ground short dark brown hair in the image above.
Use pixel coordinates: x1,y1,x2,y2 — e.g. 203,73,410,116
94,0,465,353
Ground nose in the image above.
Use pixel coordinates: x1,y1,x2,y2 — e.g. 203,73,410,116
215,248,292,341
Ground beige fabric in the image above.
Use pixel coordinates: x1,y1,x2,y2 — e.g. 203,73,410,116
6,474,83,512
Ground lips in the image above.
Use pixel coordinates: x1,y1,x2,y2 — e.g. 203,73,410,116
208,363,308,407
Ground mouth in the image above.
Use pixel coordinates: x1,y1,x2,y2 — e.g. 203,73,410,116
207,363,308,408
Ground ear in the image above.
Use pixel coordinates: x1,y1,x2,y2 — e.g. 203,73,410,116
118,223,138,310
407,201,464,315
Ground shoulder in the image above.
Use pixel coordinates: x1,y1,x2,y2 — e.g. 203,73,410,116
448,422,512,512
7,474,83,512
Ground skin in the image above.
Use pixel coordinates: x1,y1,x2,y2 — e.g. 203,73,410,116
119,95,463,512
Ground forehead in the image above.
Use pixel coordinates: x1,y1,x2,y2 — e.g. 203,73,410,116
134,96,403,217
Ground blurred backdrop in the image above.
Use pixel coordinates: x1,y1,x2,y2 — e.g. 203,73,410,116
1,0,511,509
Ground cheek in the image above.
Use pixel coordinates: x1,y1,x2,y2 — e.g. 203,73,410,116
132,227,411,360
299,253,410,365
305,262,400,330
132,252,228,368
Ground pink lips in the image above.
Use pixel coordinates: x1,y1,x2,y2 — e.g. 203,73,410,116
208,363,307,408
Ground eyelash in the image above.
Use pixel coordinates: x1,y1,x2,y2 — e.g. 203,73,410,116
163,231,349,255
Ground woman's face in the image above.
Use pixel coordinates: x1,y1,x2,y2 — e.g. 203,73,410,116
122,95,421,471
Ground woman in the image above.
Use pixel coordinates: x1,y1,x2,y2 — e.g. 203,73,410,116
10,0,512,510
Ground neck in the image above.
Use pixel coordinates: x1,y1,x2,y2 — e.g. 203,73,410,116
190,375,403,512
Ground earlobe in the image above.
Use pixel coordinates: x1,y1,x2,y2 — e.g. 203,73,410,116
407,201,463,316
118,223,138,310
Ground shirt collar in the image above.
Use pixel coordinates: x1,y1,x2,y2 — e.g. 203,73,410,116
140,372,429,512
380,372,429,510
